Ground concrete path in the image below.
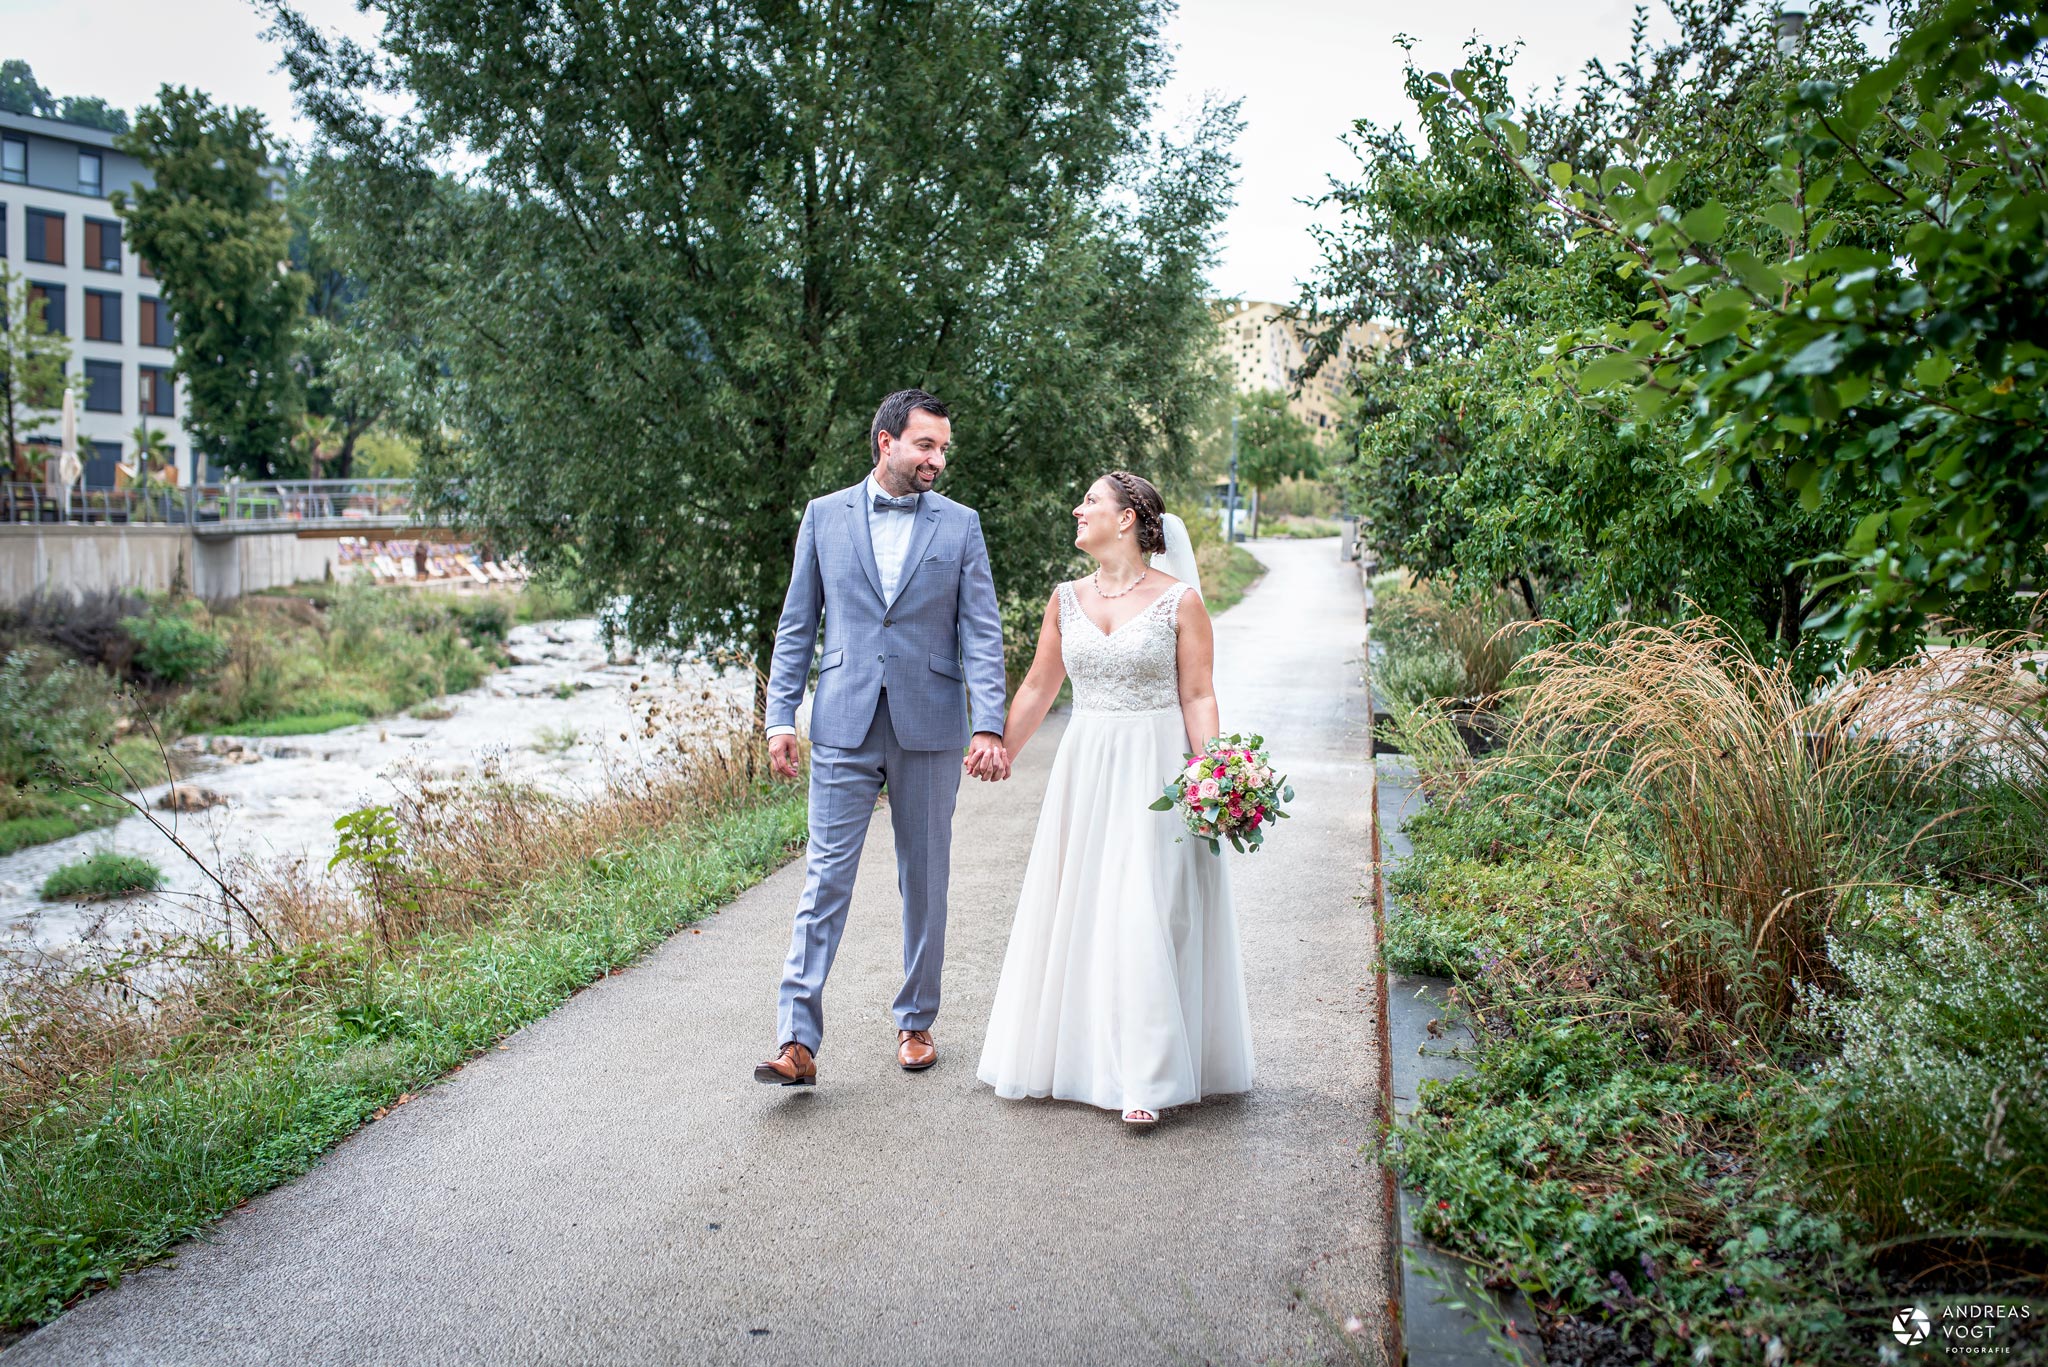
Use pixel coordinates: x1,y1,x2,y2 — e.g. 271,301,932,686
6,538,1387,1367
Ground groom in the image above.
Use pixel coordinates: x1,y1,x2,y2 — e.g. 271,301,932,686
755,389,1010,1087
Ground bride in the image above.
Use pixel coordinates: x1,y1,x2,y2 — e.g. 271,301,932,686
967,471,1255,1127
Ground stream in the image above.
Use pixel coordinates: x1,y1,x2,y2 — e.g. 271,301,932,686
1,618,754,956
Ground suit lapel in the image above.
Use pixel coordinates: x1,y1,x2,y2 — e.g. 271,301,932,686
889,500,943,608
842,484,886,605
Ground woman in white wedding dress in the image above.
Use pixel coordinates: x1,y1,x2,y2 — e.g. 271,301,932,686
970,471,1255,1127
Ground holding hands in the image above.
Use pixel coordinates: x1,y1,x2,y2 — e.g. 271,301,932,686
965,732,1012,782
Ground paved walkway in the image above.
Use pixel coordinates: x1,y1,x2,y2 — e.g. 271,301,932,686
6,538,1386,1367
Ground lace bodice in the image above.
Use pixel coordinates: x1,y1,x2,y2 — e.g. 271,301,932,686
1057,579,1192,715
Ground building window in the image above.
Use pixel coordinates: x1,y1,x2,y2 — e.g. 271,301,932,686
84,218,120,272
138,255,154,279
1,136,23,184
139,365,174,417
139,296,173,348
29,282,66,335
0,203,6,258
25,209,63,265
85,360,123,413
87,439,121,487
85,289,121,343
79,150,103,197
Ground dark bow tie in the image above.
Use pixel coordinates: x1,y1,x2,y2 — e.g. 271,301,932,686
872,492,918,512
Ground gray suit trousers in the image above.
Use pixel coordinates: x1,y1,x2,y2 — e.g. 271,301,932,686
777,695,962,1054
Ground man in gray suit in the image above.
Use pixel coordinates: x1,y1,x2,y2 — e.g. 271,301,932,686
755,389,1010,1087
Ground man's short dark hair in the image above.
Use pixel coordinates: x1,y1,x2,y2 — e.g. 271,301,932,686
871,389,950,462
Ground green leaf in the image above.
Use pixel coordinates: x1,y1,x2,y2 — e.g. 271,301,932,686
1914,352,1952,388
1761,202,1805,239
1678,202,1727,241
1782,336,1843,376
1684,307,1749,345
1577,353,1643,390
1148,796,1175,811
1547,161,1573,188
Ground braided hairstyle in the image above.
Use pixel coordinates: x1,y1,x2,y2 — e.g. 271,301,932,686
1099,471,1168,555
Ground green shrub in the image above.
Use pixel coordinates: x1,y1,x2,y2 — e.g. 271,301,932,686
0,650,113,786
444,596,512,644
1790,888,2048,1251
123,612,227,685
40,852,164,901
1374,644,1464,707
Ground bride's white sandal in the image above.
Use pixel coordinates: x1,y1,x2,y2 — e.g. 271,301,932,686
1121,1107,1158,1128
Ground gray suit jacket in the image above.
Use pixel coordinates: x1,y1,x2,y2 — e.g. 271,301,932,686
766,481,1007,751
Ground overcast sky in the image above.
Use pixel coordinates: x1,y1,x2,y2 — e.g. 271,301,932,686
6,0,1695,301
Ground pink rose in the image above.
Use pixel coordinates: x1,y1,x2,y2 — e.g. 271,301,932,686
1197,778,1220,800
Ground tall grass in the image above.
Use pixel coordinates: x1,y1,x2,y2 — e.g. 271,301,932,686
1370,573,1528,705
1503,619,2048,1039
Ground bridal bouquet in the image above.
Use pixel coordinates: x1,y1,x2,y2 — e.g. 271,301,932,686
1149,732,1293,854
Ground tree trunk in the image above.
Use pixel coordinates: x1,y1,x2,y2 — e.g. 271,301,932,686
1778,567,1805,650
333,413,378,481
1510,572,1539,619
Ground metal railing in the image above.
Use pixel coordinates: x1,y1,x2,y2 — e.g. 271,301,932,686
0,479,427,530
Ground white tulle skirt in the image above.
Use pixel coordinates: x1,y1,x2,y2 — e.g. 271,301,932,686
977,706,1256,1113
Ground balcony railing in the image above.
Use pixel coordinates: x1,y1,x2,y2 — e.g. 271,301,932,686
0,479,427,530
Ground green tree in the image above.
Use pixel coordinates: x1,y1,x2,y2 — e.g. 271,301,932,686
277,0,1234,695
284,161,410,479
129,420,170,468
114,89,310,477
1520,0,2048,662
0,61,54,118
0,263,71,470
1302,4,1887,663
290,411,338,481
1233,389,1321,537
57,96,128,135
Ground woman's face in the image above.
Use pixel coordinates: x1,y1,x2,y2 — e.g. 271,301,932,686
1072,478,1132,556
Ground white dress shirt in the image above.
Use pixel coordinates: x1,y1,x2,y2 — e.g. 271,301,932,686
865,472,919,604
766,475,920,741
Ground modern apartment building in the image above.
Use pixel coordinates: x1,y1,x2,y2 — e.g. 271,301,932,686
2,109,192,487
1215,299,1394,435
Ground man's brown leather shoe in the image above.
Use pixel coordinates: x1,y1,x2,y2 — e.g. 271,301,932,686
898,1028,937,1071
753,1041,816,1086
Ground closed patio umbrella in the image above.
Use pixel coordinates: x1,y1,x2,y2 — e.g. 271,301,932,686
57,386,83,517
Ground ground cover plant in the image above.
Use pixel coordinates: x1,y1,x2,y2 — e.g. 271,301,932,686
1375,616,2048,1363
0,681,803,1341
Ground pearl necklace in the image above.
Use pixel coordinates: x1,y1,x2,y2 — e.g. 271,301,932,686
1093,567,1148,599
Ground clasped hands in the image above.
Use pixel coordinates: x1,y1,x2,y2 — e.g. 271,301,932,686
964,732,1012,782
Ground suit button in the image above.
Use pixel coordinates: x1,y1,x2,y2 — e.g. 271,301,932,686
884,618,893,626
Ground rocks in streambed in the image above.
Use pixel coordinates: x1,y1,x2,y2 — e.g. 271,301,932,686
157,785,227,813
168,736,267,765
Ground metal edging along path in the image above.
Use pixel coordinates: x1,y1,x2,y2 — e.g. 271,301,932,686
1362,561,1544,1367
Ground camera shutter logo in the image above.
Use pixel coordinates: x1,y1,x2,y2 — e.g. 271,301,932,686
1892,1306,1931,1345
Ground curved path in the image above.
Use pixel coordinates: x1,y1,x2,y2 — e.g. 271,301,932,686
5,537,1387,1367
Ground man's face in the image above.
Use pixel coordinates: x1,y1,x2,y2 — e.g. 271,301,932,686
876,410,951,495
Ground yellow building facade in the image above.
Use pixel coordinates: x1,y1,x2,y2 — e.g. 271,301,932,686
1213,299,1393,436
